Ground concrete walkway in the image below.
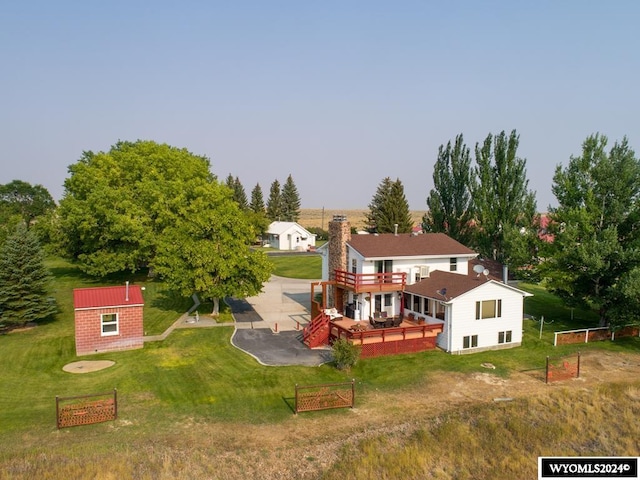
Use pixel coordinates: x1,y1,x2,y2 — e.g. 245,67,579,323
143,275,332,367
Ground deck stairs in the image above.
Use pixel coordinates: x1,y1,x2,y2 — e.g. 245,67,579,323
303,312,330,348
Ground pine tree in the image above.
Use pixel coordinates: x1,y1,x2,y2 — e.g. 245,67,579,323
225,175,248,210
366,177,413,233
281,174,301,222
250,183,265,213
0,223,57,326
423,134,475,246
225,174,235,190
266,180,282,221
232,177,249,211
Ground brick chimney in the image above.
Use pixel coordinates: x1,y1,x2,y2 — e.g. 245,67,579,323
328,214,351,280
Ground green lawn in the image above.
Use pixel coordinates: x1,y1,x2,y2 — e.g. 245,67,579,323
0,256,638,457
269,253,321,279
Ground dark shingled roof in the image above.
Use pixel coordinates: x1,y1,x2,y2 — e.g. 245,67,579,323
347,233,476,258
405,270,491,300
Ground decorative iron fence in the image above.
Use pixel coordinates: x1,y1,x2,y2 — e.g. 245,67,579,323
295,380,355,414
56,389,117,429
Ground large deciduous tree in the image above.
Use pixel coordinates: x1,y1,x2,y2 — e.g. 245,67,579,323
152,181,272,315
366,177,413,234
423,134,475,246
539,134,640,327
281,174,301,222
0,180,56,229
472,130,537,264
57,140,272,312
0,223,57,326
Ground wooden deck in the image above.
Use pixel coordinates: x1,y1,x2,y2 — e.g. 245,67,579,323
329,317,443,358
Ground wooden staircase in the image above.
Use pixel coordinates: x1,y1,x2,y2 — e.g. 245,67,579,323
303,312,330,348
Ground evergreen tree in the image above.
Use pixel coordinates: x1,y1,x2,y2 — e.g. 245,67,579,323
366,177,413,233
250,183,265,213
472,130,537,264
232,177,249,210
539,134,640,327
423,134,475,246
266,179,282,221
281,174,301,222
0,223,57,326
225,174,235,190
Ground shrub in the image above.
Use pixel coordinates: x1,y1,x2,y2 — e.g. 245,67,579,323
332,338,360,370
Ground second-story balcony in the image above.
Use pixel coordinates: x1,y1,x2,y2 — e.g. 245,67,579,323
333,270,406,294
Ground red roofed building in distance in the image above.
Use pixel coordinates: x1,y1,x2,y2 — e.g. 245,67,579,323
73,283,144,356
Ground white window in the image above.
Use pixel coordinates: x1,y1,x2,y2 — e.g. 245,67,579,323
475,300,502,319
498,331,512,344
449,258,457,272
101,313,119,336
463,335,478,349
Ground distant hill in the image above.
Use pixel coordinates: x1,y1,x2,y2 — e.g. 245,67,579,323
298,209,424,230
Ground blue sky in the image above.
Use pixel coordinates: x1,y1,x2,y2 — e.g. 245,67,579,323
1,1,638,211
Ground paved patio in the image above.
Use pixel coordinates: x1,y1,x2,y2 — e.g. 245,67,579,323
229,276,332,366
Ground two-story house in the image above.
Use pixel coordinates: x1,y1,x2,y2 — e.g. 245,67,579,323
308,215,531,355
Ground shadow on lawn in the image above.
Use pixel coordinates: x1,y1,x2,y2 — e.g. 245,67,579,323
150,290,193,315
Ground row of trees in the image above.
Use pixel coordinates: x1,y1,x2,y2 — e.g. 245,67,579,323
365,130,537,271
422,130,536,265
225,173,302,222
419,130,639,328
1,133,638,330
364,131,640,328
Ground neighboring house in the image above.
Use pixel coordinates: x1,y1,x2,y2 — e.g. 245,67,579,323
315,215,531,354
266,221,316,251
73,283,144,356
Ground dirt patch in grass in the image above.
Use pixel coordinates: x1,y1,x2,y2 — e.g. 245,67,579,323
62,360,115,373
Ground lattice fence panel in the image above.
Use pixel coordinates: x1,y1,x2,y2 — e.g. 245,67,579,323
56,390,117,428
295,381,354,413
360,337,437,358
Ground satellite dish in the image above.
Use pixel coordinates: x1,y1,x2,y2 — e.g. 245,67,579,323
483,269,490,277
473,264,485,274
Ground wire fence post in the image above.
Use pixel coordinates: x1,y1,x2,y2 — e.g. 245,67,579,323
545,356,550,384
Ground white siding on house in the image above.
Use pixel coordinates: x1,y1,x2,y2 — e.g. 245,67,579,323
267,222,316,251
346,248,471,284
442,282,524,353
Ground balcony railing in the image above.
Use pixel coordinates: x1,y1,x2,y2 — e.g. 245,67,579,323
333,270,406,293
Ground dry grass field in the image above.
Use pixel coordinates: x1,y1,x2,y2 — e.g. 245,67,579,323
298,209,425,230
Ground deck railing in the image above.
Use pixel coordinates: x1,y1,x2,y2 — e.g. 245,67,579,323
333,270,406,292
332,322,442,342
330,322,443,358
303,312,330,348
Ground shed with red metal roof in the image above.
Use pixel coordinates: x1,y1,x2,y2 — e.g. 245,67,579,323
73,284,144,356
